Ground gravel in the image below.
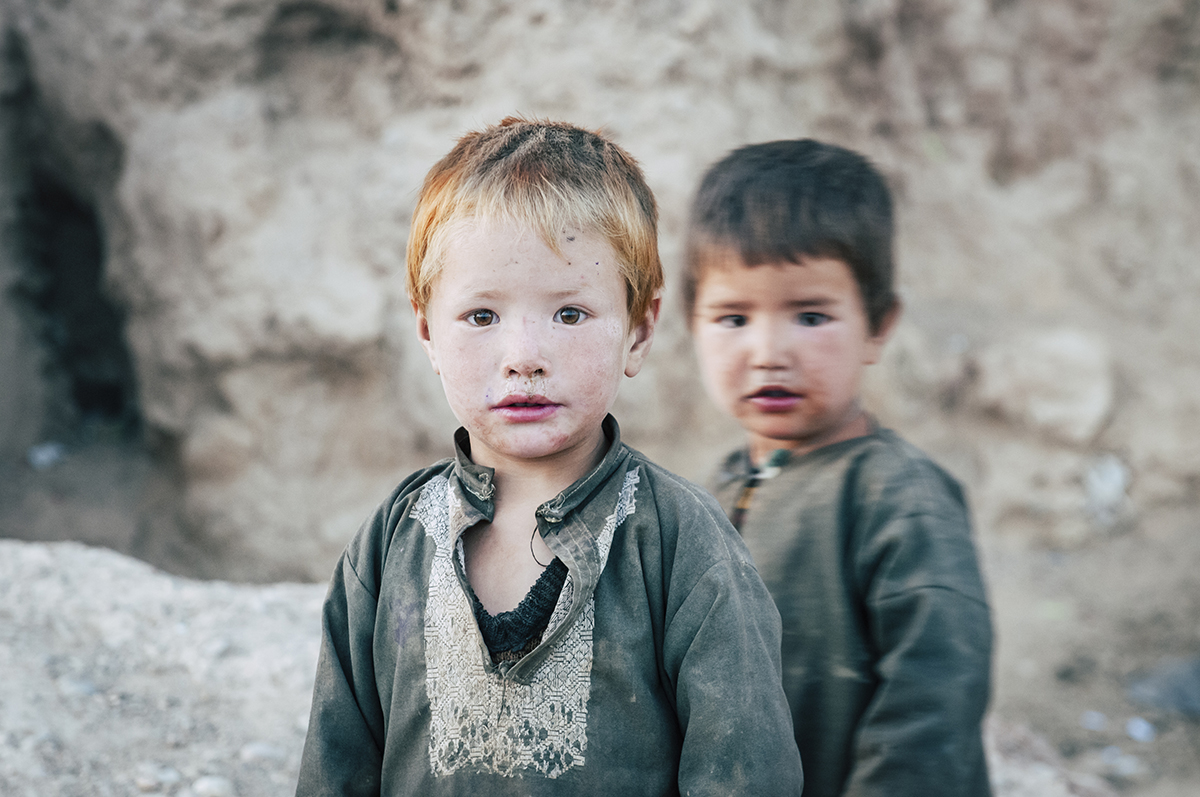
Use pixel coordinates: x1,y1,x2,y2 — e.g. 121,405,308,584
0,540,322,796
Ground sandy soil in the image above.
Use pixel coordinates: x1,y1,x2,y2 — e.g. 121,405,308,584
0,540,321,796
984,503,1200,796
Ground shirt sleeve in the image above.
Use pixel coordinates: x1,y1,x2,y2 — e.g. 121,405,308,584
844,480,993,797
660,510,805,795
295,551,387,797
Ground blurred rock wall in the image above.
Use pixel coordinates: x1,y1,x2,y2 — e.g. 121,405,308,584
0,0,1197,580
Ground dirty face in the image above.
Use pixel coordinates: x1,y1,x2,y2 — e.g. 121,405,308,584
417,220,656,472
691,250,895,464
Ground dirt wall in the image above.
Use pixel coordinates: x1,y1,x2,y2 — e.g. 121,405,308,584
0,0,1196,583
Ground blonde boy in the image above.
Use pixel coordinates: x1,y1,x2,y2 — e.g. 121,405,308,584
686,139,993,797
297,119,802,796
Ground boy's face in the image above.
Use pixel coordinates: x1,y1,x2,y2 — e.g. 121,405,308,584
691,250,896,464
416,220,658,472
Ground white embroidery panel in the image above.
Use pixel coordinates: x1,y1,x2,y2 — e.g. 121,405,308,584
415,468,641,780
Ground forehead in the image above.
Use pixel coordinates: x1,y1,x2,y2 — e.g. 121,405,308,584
432,218,624,298
693,248,861,304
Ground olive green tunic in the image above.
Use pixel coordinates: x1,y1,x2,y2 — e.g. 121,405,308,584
709,428,993,797
297,417,803,796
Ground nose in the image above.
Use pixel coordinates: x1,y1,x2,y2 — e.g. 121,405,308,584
748,316,791,371
502,317,550,378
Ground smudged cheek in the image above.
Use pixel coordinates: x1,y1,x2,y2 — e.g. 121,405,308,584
804,337,858,393
436,362,494,422
539,427,575,452
703,345,749,402
569,339,626,404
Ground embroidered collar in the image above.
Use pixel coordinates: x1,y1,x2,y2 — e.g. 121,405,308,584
450,414,626,523
444,414,633,681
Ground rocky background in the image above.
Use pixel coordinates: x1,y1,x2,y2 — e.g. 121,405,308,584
0,0,1197,794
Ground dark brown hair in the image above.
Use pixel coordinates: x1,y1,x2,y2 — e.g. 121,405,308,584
684,139,896,333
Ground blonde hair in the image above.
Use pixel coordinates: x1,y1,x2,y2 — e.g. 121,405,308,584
406,117,662,324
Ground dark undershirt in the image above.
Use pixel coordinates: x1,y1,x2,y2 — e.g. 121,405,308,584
467,558,569,663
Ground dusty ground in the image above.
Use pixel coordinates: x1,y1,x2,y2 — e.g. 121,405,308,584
984,502,1200,796
1,438,1197,796
0,540,321,797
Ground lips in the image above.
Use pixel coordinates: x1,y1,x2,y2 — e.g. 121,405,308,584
492,394,561,422
746,387,802,412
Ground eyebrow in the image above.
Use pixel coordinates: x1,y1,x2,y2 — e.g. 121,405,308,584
700,297,836,311
452,286,594,306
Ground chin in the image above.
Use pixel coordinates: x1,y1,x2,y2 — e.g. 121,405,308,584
749,418,806,438
496,431,579,459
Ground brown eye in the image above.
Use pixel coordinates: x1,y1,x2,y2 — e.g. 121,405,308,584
555,307,585,325
466,309,496,326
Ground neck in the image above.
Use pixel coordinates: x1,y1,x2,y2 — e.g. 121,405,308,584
473,428,609,508
748,404,872,466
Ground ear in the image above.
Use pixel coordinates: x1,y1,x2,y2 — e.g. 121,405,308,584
413,300,440,375
624,294,662,378
863,298,902,365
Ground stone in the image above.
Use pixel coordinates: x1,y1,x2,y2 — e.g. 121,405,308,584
0,540,322,796
974,441,1094,548
191,775,236,797
1083,453,1131,527
973,328,1112,446
1128,656,1200,718
238,741,287,763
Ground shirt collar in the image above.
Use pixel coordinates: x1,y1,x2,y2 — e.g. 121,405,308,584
715,417,885,487
715,447,756,487
453,426,496,505
450,414,627,521
717,446,792,483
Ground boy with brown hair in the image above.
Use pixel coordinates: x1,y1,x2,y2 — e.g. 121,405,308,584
296,118,803,796
686,138,993,796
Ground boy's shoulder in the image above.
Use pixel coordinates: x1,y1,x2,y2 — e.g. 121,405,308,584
340,457,456,582
714,427,967,518
377,457,458,522
364,444,734,543
352,445,741,562
841,427,964,494
837,427,967,514
629,446,724,505
622,446,758,563
628,446,736,522
715,429,987,605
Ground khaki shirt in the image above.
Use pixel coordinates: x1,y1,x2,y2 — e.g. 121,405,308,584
710,428,993,797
